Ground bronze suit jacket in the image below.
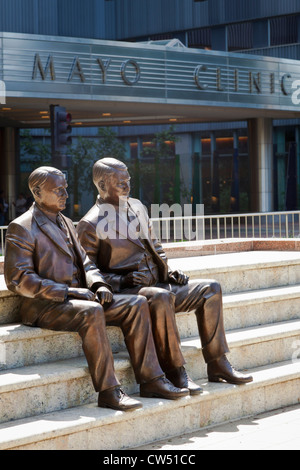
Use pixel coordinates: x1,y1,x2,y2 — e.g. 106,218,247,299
76,196,170,293
4,203,110,325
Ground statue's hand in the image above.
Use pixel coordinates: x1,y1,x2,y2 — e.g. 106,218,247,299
168,269,189,285
96,286,113,305
67,287,96,301
121,271,151,287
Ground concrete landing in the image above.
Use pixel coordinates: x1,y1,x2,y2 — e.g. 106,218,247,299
134,403,300,450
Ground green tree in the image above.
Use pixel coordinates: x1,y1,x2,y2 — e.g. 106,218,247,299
95,127,126,160
70,128,127,195
20,129,51,167
19,129,52,195
69,127,127,218
141,125,180,205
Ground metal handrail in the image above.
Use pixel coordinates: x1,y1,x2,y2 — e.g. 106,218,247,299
151,210,300,242
1,210,300,254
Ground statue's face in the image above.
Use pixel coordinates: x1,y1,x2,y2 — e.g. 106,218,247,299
101,169,131,205
35,173,68,213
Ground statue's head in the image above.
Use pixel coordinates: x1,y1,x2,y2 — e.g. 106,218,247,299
92,157,130,205
28,166,68,214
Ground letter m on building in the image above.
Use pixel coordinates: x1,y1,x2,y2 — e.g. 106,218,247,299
32,53,55,80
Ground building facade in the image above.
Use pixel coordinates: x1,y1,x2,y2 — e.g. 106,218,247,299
1,0,300,220
111,0,300,216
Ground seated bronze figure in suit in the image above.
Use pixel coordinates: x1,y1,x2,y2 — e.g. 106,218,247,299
4,166,193,412
77,158,253,389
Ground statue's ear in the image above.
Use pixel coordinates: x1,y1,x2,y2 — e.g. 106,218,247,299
33,186,41,199
99,181,106,192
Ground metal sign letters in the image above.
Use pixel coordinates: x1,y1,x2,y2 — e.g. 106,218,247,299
2,33,300,110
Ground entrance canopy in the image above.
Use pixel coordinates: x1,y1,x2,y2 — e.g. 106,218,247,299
1,32,300,128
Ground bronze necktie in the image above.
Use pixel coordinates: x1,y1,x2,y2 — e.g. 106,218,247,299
56,214,69,238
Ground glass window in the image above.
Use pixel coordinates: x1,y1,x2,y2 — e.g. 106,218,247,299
228,22,253,51
187,27,211,49
270,15,298,46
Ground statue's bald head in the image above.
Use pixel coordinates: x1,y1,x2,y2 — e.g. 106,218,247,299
92,157,128,192
28,166,64,198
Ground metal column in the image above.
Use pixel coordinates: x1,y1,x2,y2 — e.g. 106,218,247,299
248,118,274,212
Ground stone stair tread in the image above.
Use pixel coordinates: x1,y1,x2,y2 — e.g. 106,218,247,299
226,318,300,345
168,250,300,273
0,356,90,392
0,275,13,297
0,323,69,341
0,322,119,343
223,284,300,306
0,359,299,450
2,283,300,341
0,354,131,393
1,250,300,294
181,318,300,352
1,318,300,393
0,247,299,449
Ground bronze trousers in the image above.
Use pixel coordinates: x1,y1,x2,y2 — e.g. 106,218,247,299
123,279,229,365
34,294,164,392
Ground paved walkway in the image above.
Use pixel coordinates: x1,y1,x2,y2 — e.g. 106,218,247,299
135,404,300,450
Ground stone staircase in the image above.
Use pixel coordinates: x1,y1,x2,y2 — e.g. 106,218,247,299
0,242,300,450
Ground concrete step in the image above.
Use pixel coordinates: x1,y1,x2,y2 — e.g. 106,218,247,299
0,323,124,370
184,319,300,381
179,283,300,337
0,353,135,425
1,319,300,424
0,275,21,324
2,283,300,371
2,250,300,325
0,360,299,450
223,284,300,330
168,251,300,293
1,247,300,449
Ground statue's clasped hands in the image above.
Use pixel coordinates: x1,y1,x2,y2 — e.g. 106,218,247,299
120,269,189,288
121,271,152,288
67,286,113,305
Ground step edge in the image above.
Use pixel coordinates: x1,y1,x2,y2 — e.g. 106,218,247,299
2,319,300,393
182,318,300,351
0,360,299,450
2,286,300,341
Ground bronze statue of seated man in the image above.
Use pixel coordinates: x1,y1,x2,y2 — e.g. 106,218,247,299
4,166,192,412
77,158,253,388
